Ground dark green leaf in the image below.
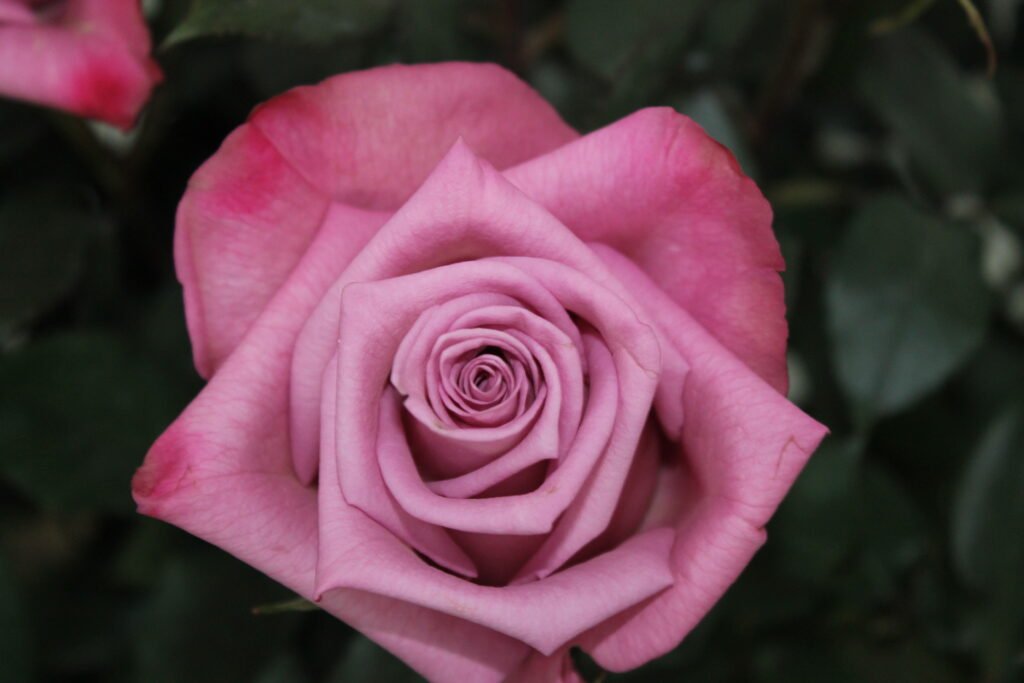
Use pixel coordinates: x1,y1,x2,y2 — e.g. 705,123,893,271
0,554,31,683
565,0,704,81
952,408,1024,589
0,192,93,337
0,332,187,513
254,654,310,683
752,641,858,683
166,0,394,47
396,0,471,61
858,463,928,574
327,635,422,683
838,639,960,683
674,89,757,178
858,29,1003,194
134,551,299,683
951,408,1024,678
827,196,990,419
769,438,861,580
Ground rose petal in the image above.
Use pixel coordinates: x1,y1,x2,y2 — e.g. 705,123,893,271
315,495,675,655
506,107,788,393
320,355,478,578
133,232,527,683
134,429,525,683
330,261,637,536
248,62,577,211
178,62,573,382
289,140,681,485
571,245,828,670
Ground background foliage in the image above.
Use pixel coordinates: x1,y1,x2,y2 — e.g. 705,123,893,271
1,0,1023,681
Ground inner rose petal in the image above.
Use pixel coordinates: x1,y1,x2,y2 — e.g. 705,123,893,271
377,335,620,535
401,305,586,490
428,330,539,430
330,259,663,550
406,327,556,481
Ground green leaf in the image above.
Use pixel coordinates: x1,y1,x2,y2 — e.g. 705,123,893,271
134,551,299,683
838,639,960,683
396,0,471,62
0,332,187,513
826,196,990,420
166,0,394,47
0,554,31,683
769,438,862,580
674,90,756,178
951,408,1024,678
565,0,705,81
753,641,858,683
253,654,310,683
858,463,928,575
327,635,422,683
952,408,1024,589
0,192,94,337
858,29,1003,194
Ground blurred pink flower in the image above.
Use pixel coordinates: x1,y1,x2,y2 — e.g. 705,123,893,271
0,0,161,128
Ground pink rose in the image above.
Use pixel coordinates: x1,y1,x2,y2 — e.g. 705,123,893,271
0,0,161,129
133,63,827,681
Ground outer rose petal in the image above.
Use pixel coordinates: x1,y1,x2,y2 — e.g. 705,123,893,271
134,428,528,682
178,63,576,377
133,207,530,683
569,246,828,671
506,108,789,393
0,0,160,129
247,62,578,211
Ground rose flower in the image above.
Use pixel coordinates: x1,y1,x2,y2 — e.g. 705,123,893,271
133,63,827,682
0,0,160,129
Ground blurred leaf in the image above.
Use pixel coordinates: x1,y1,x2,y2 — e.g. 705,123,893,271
528,59,605,129
675,89,756,178
0,102,45,162
254,654,310,683
858,463,928,575
827,196,990,420
699,0,763,58
839,639,960,683
134,551,299,683
166,0,394,47
752,640,858,683
952,407,1024,589
239,42,365,99
951,407,1024,678
770,438,861,580
858,29,1003,194
34,581,135,679
566,0,704,80
326,635,422,683
722,561,819,629
0,332,187,513
0,192,93,337
111,521,181,588
993,192,1024,241
396,0,470,61
0,554,31,683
